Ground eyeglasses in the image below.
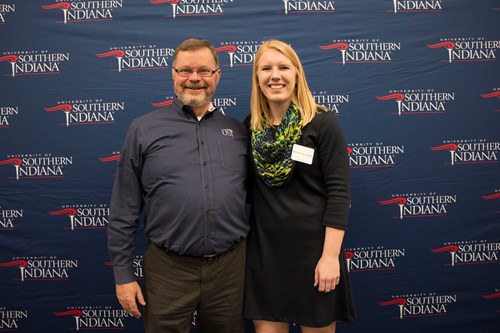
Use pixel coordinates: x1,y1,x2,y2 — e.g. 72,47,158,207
173,67,219,77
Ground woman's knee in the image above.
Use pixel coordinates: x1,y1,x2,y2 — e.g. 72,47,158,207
253,320,289,333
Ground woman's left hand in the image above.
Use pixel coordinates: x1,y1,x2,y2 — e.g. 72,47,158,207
314,255,340,293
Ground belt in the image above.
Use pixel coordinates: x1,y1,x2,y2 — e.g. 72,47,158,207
155,241,241,260
202,253,221,259
200,242,240,260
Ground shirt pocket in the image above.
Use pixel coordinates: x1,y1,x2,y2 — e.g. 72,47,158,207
218,138,248,171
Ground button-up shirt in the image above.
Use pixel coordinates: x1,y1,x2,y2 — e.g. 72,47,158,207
108,97,249,284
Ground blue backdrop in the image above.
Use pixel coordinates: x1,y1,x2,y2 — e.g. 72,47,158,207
0,1,499,332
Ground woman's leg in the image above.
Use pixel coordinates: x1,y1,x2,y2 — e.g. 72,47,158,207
253,320,289,333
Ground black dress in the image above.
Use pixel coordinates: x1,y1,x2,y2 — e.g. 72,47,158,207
244,110,357,327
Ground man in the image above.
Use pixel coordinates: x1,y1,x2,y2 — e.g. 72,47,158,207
108,38,249,333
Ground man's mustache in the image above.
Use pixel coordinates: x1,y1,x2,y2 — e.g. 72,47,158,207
183,84,205,89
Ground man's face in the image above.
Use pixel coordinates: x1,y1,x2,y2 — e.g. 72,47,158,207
172,48,220,112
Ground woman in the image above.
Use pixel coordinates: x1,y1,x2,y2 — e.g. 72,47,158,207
244,40,356,333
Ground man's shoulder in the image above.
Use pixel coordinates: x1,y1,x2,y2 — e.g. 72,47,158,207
132,105,178,125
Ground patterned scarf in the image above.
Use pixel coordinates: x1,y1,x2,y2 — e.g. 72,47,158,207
251,103,303,187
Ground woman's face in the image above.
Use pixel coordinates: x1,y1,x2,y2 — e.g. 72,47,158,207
256,48,297,108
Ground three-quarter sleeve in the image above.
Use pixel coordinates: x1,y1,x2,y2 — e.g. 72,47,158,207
317,111,351,230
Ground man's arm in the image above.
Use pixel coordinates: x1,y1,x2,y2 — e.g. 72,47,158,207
108,121,145,316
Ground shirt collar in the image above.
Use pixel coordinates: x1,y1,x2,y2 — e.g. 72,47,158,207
177,97,217,120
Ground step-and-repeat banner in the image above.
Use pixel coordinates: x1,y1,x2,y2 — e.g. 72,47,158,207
1,1,498,332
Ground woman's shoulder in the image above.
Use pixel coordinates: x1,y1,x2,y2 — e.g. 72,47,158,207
308,108,337,127
314,107,334,118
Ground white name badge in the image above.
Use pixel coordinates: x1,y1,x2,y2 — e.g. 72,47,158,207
291,144,315,165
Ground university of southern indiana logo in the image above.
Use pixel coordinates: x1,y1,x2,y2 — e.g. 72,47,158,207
96,46,174,72
54,306,133,331
0,3,15,24
480,90,500,112
0,257,78,281
320,39,401,65
0,307,28,330
376,89,454,115
312,91,349,114
378,192,457,219
42,0,123,24
348,143,405,168
427,38,498,63
279,0,336,15
0,106,19,128
49,205,109,230
0,208,23,230
344,246,405,272
431,241,499,267
378,293,457,319
150,0,234,18
216,41,261,68
44,99,125,126
430,140,499,165
0,51,70,77
0,154,73,180
212,96,238,115
389,0,443,14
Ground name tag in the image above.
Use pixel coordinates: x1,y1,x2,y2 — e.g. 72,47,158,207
291,144,314,165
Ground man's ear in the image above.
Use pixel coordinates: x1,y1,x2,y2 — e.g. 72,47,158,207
215,69,222,84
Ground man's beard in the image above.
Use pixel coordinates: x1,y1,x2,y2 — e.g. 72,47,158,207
176,86,211,109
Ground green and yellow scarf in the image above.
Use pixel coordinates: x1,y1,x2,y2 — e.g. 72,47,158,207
251,103,302,187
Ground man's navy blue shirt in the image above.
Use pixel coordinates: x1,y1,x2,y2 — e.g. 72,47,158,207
108,97,249,284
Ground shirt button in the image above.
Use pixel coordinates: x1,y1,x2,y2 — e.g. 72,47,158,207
203,162,207,165
205,185,209,189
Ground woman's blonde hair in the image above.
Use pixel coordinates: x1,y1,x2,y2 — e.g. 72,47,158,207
250,39,326,131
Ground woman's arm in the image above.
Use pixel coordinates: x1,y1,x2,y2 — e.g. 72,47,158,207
314,226,345,292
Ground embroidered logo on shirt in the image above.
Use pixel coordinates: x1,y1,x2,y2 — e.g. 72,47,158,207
221,129,233,137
